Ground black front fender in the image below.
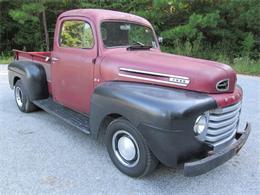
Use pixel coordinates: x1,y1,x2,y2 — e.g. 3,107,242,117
90,82,217,166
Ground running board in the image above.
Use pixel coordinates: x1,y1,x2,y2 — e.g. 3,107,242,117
33,98,90,135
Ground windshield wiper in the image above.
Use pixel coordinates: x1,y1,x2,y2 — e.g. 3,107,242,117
132,40,145,46
127,40,153,50
127,45,153,51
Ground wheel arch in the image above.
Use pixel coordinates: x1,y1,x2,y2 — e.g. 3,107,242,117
8,61,49,100
96,113,123,138
89,81,174,139
13,76,21,86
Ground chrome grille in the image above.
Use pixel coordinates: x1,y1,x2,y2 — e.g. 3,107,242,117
206,101,241,147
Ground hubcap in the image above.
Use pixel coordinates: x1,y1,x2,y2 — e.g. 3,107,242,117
112,130,140,167
15,87,23,107
117,136,136,161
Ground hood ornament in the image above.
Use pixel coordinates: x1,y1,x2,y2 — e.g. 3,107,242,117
216,79,229,92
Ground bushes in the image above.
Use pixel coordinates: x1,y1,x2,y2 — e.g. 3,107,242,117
0,52,12,64
232,57,260,75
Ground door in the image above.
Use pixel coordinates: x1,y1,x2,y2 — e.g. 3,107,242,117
52,18,97,113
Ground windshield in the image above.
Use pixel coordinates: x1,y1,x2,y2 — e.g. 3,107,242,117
101,21,157,48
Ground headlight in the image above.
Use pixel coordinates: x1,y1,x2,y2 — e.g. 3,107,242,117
193,115,207,135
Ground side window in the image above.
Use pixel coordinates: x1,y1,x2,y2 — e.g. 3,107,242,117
60,20,94,49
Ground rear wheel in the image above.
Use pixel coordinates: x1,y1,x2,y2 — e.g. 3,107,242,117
105,118,158,177
14,80,38,113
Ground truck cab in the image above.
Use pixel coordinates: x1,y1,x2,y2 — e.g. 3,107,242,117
8,9,250,177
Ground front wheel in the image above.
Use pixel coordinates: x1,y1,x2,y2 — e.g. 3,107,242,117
105,118,158,177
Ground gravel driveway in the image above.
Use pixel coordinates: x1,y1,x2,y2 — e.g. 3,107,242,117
0,64,259,194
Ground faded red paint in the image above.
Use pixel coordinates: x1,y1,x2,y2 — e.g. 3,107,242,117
14,9,241,113
210,86,243,108
100,49,236,93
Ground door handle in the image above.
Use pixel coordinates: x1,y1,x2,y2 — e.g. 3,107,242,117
92,58,96,64
52,57,60,62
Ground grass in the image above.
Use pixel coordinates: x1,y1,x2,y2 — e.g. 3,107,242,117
231,57,260,76
0,55,12,64
215,55,260,76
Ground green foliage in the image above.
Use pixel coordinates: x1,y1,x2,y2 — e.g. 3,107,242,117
0,0,259,74
232,57,260,75
1,1,45,51
9,3,44,24
0,52,12,64
60,21,94,48
241,33,255,57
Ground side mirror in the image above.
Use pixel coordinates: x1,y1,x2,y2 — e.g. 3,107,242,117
158,36,163,44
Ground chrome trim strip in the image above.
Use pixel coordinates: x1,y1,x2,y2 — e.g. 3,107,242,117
222,102,242,113
212,102,242,114
118,73,189,86
209,108,240,121
206,127,235,142
207,122,238,136
119,68,190,79
119,68,190,86
207,126,237,147
208,112,239,129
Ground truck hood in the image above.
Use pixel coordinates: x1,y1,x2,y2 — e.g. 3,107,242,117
100,50,237,94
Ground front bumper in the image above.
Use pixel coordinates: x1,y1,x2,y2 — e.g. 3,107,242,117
184,122,251,176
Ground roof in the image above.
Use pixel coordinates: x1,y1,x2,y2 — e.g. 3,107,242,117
59,9,151,26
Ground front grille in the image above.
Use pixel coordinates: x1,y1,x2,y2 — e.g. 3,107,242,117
205,101,241,147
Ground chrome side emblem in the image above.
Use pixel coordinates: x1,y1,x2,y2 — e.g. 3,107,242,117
216,79,229,91
169,77,190,85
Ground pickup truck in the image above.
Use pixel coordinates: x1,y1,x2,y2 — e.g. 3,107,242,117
8,9,251,177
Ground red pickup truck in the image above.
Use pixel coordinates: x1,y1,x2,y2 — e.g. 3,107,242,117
8,9,250,177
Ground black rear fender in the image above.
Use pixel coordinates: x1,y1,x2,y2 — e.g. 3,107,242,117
8,61,49,100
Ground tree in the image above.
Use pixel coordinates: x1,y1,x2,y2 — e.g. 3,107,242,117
0,0,259,61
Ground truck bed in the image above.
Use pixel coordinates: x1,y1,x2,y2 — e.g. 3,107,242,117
14,49,51,62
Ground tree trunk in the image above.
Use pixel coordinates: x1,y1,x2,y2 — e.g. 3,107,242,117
42,9,49,51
